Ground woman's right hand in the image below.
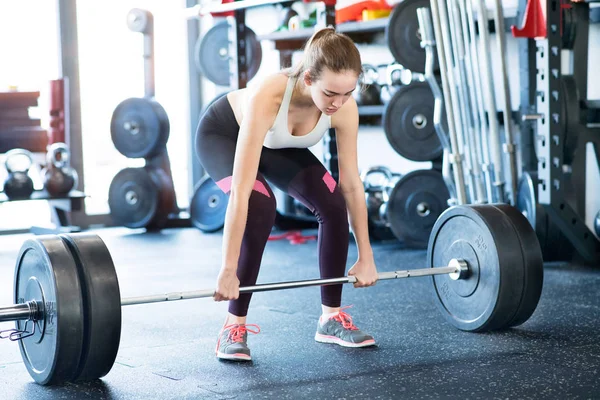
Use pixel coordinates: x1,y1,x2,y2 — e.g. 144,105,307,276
213,269,240,301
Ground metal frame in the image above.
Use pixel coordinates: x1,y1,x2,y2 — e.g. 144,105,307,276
536,0,600,263
188,0,205,187
53,0,205,230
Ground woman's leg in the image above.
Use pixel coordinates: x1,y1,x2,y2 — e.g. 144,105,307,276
259,147,375,347
258,148,349,308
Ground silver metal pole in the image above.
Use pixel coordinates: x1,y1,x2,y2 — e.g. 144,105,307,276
0,303,34,323
430,0,468,204
1,264,467,319
457,0,487,203
447,0,485,204
492,0,518,205
473,0,506,202
417,7,458,205
465,0,494,202
120,265,463,307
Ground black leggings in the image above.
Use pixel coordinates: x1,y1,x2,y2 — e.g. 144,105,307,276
195,96,349,317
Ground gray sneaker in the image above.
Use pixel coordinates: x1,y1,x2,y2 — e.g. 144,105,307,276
315,308,376,348
215,323,260,361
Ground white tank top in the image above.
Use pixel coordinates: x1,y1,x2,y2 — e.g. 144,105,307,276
262,77,331,149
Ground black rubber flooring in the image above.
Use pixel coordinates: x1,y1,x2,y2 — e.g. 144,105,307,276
0,227,599,399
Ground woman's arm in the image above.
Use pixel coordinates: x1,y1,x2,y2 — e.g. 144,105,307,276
215,77,283,300
332,98,374,263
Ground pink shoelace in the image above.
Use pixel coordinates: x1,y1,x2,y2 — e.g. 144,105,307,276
223,323,261,343
330,306,359,331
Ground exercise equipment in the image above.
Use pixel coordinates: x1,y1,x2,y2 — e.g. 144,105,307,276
353,64,382,106
126,8,152,33
195,22,262,87
561,76,580,165
42,143,78,196
110,98,170,159
108,166,175,229
386,169,450,248
3,149,34,200
516,171,575,261
383,82,442,162
361,166,398,241
386,0,434,74
0,203,544,385
190,175,228,233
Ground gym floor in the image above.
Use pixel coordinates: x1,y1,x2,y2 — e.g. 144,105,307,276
0,227,599,400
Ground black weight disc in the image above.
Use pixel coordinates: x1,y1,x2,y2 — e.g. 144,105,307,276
387,169,450,248
108,167,159,229
561,76,580,165
14,236,85,385
60,234,121,382
386,0,433,74
492,204,544,328
516,171,546,238
190,175,229,232
195,22,262,86
516,170,574,262
110,97,170,159
383,82,442,162
428,205,525,332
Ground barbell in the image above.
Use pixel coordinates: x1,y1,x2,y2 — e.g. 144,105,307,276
0,203,543,386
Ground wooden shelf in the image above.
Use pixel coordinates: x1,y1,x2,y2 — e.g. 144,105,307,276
258,17,389,49
0,189,86,204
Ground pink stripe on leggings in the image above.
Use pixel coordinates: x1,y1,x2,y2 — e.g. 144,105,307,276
215,176,270,198
322,172,336,193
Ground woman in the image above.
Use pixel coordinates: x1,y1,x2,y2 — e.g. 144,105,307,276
196,27,379,361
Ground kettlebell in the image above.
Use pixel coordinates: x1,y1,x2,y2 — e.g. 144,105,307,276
354,64,381,106
43,143,78,196
3,149,35,200
380,64,413,104
361,166,393,227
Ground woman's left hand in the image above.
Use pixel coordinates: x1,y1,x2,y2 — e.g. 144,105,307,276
347,258,378,288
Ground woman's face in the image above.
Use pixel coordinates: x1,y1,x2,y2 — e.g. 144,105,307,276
305,68,358,115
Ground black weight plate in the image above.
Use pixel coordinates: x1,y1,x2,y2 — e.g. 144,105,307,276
387,169,450,248
386,0,433,74
492,204,544,328
516,171,546,237
60,234,121,382
110,97,170,159
516,171,574,262
561,7,576,49
14,236,85,385
195,22,263,86
190,175,229,232
561,76,580,165
428,205,525,332
383,82,442,161
108,167,159,229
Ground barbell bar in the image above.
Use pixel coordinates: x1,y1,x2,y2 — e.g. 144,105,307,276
0,204,544,386
0,264,466,315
